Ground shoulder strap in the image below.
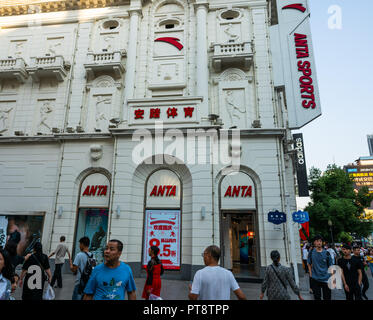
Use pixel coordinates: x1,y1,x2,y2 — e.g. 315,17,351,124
270,265,287,290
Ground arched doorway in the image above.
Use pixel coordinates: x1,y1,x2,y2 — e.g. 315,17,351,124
219,171,260,277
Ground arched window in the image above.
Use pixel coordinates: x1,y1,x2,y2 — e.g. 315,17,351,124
142,169,182,270
73,172,111,264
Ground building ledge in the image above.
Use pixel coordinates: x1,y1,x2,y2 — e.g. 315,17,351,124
84,50,126,80
0,57,28,83
211,42,254,72
0,0,130,17
26,55,68,82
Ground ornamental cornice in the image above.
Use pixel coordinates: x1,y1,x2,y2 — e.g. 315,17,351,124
0,0,130,17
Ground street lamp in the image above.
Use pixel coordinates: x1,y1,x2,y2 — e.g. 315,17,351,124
328,219,334,247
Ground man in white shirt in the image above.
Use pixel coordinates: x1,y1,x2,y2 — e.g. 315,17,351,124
302,244,309,273
49,235,70,288
188,245,246,300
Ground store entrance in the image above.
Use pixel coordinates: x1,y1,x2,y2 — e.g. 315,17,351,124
221,211,259,278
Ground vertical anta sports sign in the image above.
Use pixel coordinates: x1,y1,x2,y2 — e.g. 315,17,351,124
143,209,181,270
293,133,309,196
270,0,321,129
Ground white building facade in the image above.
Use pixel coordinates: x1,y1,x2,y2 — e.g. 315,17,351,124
0,0,320,280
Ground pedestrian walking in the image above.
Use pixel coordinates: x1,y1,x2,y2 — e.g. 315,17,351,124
70,236,94,300
338,244,363,301
352,245,369,300
307,235,333,300
0,248,14,300
302,244,309,273
19,242,52,300
260,250,303,300
366,248,373,277
325,244,337,265
188,245,246,300
49,236,70,289
142,246,164,300
4,241,31,273
83,239,136,300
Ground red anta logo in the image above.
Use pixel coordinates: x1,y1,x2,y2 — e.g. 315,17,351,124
155,37,184,51
282,3,306,13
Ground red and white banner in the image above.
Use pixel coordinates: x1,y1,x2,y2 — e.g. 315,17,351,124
142,209,181,270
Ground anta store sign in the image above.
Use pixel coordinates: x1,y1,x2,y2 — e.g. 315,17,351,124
270,0,321,129
82,185,108,197
79,173,110,208
224,186,252,198
221,172,256,210
149,185,177,197
146,170,181,209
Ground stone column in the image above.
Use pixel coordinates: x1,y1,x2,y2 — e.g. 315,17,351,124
122,6,142,125
194,2,209,124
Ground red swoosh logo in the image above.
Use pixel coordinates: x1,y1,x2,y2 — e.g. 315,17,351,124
155,37,184,51
282,3,306,13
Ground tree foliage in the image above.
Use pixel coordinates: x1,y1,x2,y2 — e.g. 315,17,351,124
305,164,373,243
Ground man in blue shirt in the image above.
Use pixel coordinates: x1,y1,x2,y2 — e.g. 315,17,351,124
83,239,136,300
307,235,333,300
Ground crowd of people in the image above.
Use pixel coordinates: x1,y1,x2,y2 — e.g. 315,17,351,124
301,235,373,300
1,233,373,300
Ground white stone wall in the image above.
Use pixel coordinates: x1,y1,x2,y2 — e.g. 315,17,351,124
0,0,303,273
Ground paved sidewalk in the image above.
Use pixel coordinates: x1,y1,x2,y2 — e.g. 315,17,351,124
12,270,373,300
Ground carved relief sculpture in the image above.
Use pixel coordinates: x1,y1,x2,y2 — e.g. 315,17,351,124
95,95,111,131
37,101,53,133
47,42,62,55
224,24,239,42
0,106,13,133
102,35,115,51
225,90,246,124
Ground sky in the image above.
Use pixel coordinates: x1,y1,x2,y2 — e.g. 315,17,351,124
293,0,373,172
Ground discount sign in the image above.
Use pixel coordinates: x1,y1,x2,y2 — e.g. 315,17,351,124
143,209,181,270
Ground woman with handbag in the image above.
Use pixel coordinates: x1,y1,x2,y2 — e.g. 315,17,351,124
260,250,304,300
19,242,52,300
142,246,164,300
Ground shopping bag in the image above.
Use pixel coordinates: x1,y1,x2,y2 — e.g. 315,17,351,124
149,293,163,300
43,284,55,300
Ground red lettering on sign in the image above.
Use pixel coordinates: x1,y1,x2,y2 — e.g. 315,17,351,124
224,185,253,198
184,107,194,118
157,185,166,196
169,185,176,197
82,185,108,196
224,186,232,197
150,108,161,119
150,185,177,197
232,186,240,197
134,109,144,119
294,33,316,110
83,186,90,196
167,107,178,118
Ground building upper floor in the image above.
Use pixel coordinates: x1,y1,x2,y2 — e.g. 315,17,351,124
0,0,319,138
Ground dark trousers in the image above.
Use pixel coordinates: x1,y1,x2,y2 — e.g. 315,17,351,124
362,272,369,299
311,278,331,300
51,263,63,288
345,283,362,301
303,260,308,273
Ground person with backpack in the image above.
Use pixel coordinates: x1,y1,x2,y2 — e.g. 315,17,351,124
19,242,52,300
70,236,95,300
83,239,136,300
307,235,333,300
260,250,303,300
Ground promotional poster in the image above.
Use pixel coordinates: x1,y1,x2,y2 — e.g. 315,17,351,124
143,209,181,270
